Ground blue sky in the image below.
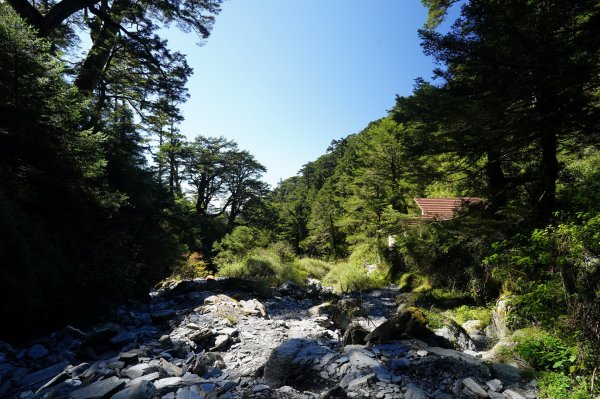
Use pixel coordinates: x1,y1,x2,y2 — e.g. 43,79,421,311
165,1,449,187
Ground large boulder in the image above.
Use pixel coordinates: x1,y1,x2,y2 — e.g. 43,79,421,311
263,339,334,388
342,322,370,346
434,318,477,351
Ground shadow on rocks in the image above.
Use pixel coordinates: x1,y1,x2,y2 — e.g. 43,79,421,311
263,338,337,391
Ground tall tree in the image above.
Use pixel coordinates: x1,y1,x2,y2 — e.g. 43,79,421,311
404,0,600,220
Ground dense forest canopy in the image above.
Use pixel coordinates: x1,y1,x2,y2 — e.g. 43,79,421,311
1,1,600,395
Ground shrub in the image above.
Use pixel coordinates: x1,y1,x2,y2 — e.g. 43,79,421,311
323,262,385,293
218,256,277,281
297,258,331,280
447,305,492,327
413,288,475,309
538,372,592,399
513,328,578,374
507,279,566,329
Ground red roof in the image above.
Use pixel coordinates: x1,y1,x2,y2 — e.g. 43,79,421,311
414,197,482,221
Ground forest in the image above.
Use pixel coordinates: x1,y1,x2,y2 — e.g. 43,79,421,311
0,0,599,398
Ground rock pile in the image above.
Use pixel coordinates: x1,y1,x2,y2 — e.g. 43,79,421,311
0,278,538,399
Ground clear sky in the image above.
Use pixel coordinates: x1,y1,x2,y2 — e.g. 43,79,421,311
164,1,447,187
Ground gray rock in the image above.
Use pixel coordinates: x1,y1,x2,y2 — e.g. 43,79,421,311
486,379,503,392
123,363,158,379
344,345,379,369
263,339,333,388
488,392,506,399
503,389,526,399
159,359,183,377
253,384,270,392
110,332,136,346
434,319,477,351
239,299,268,318
20,361,69,388
390,357,410,370
125,372,160,387
339,372,360,389
405,386,427,399
176,387,202,399
118,350,139,364
276,281,305,299
110,380,156,399
69,376,126,399
151,309,176,323
154,377,184,393
342,323,369,346
193,383,217,399
27,344,49,360
463,378,489,397
491,363,522,382
347,373,375,391
211,335,229,351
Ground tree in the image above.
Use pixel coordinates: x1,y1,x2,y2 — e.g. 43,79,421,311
403,0,600,220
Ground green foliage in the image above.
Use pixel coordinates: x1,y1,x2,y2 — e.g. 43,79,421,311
323,262,386,293
513,328,578,374
297,258,331,280
412,288,475,309
538,372,593,399
447,305,492,327
217,250,303,288
213,226,270,267
507,279,567,329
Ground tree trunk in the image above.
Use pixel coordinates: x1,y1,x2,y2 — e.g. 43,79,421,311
486,148,507,213
538,128,558,220
74,0,128,96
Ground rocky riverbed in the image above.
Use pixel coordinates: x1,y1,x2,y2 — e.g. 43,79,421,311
0,278,538,399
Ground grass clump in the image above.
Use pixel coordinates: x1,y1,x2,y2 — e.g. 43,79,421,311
323,262,386,293
297,258,331,280
448,305,492,327
538,372,592,399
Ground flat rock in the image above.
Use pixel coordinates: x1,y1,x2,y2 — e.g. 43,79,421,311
463,378,489,397
347,373,375,391
159,359,183,378
344,346,379,369
154,377,184,393
177,387,202,399
27,344,49,360
20,361,69,388
69,376,126,399
405,386,427,399
486,379,503,392
110,380,156,399
503,389,526,399
123,363,157,379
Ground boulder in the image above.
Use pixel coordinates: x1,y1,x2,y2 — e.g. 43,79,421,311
342,323,369,346
365,307,446,347
239,299,268,318
276,281,305,299
263,339,334,388
434,318,477,351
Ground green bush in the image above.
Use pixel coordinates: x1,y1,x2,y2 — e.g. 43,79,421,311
538,372,592,399
513,328,578,374
323,262,385,293
447,305,492,327
413,288,475,309
508,279,567,329
297,258,331,280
